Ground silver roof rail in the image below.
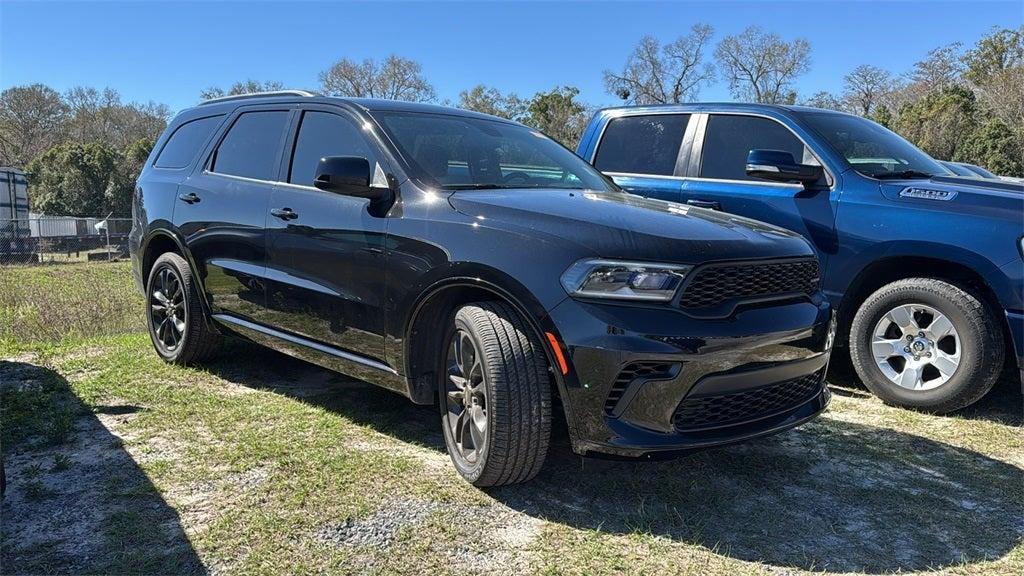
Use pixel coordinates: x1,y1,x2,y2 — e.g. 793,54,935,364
198,90,317,106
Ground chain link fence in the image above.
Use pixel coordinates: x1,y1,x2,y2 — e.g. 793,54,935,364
1,217,132,266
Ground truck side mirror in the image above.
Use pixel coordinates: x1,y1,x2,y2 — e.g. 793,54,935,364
745,149,824,186
314,156,388,201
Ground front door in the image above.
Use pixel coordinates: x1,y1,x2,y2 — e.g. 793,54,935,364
174,107,291,321
592,113,692,202
263,107,388,362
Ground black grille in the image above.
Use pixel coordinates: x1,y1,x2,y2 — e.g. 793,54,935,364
678,259,820,310
606,362,676,415
673,369,824,432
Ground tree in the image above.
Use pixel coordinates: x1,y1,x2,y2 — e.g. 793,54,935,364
957,118,1022,176
961,27,1024,161
25,142,119,216
715,27,811,103
843,65,894,116
802,91,845,111
910,43,964,91
319,55,435,102
603,24,715,105
63,86,169,150
892,85,978,162
523,86,590,148
200,79,285,100
0,84,69,168
106,138,156,217
962,26,1024,85
457,85,527,121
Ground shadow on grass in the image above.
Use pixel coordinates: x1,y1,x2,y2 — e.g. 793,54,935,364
208,341,1023,574
0,361,204,575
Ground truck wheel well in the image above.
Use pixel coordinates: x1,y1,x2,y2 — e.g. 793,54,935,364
838,257,1004,346
405,285,561,407
142,235,181,284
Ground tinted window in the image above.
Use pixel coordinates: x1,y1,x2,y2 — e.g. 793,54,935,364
211,111,289,180
154,115,223,168
800,112,945,178
289,111,376,185
700,115,809,181
594,114,689,176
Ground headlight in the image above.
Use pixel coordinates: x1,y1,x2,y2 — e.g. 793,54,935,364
560,259,691,301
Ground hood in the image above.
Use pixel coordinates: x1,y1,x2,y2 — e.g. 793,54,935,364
448,189,814,264
878,175,1024,220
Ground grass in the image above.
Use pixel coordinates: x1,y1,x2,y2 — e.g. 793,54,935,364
1,262,1022,575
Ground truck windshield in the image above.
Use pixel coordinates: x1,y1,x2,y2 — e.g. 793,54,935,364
800,112,949,179
373,111,617,192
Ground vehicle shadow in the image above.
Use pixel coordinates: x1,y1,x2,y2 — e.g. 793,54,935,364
207,341,1023,574
0,361,205,575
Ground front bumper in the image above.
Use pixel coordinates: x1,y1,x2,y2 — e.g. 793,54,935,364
547,295,833,458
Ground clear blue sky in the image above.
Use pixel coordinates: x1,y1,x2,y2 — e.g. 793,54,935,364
2,1,1021,113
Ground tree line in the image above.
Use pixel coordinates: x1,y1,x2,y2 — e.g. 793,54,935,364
1,25,1019,217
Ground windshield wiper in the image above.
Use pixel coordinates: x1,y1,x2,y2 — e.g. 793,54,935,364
870,170,935,180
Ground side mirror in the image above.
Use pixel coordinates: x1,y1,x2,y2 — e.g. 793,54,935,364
745,149,824,186
313,156,387,200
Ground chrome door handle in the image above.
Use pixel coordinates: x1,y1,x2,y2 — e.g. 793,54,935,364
270,207,298,220
686,199,721,210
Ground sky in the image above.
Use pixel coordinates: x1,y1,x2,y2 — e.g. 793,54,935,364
2,1,1022,114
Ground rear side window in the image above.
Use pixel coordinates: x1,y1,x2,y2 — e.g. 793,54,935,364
700,115,809,181
211,111,290,180
288,111,377,186
594,114,689,176
154,116,223,169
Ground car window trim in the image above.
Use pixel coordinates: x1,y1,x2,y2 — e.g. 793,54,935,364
689,112,835,189
152,113,227,171
590,111,693,177
202,104,296,182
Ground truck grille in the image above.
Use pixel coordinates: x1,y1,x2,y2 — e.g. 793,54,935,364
673,369,824,432
678,259,820,310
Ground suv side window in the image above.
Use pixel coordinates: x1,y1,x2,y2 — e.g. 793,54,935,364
210,111,290,181
154,115,223,169
699,114,811,182
288,111,377,186
594,114,689,176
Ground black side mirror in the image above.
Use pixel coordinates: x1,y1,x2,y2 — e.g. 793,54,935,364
313,156,388,201
745,149,824,186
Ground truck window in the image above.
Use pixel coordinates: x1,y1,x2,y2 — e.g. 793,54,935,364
154,115,223,169
210,111,290,181
700,115,810,182
594,114,689,176
288,111,377,186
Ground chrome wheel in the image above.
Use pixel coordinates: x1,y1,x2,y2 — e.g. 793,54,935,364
443,329,488,464
871,303,960,391
149,265,186,352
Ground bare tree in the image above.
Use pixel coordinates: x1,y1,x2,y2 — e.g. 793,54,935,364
319,55,435,102
843,65,894,116
0,84,69,168
802,91,845,111
457,85,527,121
200,79,286,100
962,27,1024,154
64,87,170,149
910,43,964,91
603,25,716,105
714,26,811,104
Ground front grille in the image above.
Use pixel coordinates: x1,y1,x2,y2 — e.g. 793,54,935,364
678,259,820,310
605,362,677,415
673,369,824,432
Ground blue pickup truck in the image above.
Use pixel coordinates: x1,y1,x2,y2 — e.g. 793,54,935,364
577,103,1023,413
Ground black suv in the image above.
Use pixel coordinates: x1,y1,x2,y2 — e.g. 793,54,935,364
130,91,834,486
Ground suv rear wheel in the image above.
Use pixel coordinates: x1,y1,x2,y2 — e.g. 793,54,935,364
849,278,1003,413
439,302,551,487
146,252,221,365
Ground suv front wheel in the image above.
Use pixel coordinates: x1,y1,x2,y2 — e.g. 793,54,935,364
849,278,1003,413
439,302,552,487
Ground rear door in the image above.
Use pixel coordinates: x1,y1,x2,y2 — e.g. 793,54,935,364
262,105,389,362
174,106,292,321
591,113,693,202
681,113,840,264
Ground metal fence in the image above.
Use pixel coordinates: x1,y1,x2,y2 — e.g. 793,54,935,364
1,217,133,266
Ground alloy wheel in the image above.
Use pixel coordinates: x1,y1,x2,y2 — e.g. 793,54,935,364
444,329,488,464
871,303,960,391
149,265,186,352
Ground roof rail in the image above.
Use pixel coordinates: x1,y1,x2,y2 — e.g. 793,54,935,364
198,90,317,106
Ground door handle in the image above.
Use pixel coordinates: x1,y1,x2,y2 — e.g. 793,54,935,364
178,192,200,204
686,199,721,210
270,207,299,220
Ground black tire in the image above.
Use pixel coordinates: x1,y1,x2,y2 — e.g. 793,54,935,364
439,301,552,487
849,278,1003,413
146,252,221,365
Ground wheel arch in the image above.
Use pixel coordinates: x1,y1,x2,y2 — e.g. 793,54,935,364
140,229,217,325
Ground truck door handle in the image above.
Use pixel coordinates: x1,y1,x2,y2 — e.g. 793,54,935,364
686,199,721,210
270,207,299,220
178,192,200,204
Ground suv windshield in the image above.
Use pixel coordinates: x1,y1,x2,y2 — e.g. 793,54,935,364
800,112,949,179
373,111,616,191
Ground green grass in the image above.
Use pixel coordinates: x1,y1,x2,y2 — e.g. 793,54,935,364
1,261,1022,575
